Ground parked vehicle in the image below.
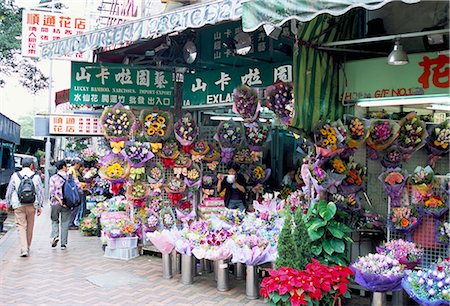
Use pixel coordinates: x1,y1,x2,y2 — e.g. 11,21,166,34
0,113,20,198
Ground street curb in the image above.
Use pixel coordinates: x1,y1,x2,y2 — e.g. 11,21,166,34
0,222,16,260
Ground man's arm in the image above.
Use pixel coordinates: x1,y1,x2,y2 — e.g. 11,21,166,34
5,174,16,209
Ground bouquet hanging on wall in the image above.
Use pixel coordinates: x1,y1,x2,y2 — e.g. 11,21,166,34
244,122,270,153
214,120,243,163
203,142,221,162
100,103,136,154
146,163,164,195
426,119,450,166
202,174,217,197
265,81,294,125
174,112,199,152
126,182,150,201
329,156,348,175
173,154,192,177
247,164,271,186
409,166,434,203
314,121,345,157
366,120,400,159
343,115,370,148
159,140,180,168
159,205,177,230
420,193,448,218
122,141,154,168
165,177,186,205
381,146,403,169
99,154,130,182
397,112,427,158
233,147,254,164
184,164,202,190
329,192,361,212
436,221,450,245
379,168,409,207
390,206,421,233
140,110,173,148
340,159,365,194
190,140,210,162
232,85,260,122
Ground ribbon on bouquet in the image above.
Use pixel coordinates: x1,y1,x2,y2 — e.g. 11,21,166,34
149,182,163,195
129,167,145,180
251,151,263,162
202,188,215,197
174,167,188,177
161,158,175,169
110,181,125,195
110,141,125,154
191,154,204,163
206,161,219,171
182,144,194,154
168,193,183,205
133,199,146,208
150,142,163,153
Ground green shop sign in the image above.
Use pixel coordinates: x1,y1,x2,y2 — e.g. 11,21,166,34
183,62,292,108
70,62,174,107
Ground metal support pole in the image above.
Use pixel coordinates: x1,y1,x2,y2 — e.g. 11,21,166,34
171,250,181,274
44,59,53,200
162,253,172,279
235,263,245,280
216,260,230,292
392,290,407,306
246,265,259,299
371,292,386,306
181,254,194,285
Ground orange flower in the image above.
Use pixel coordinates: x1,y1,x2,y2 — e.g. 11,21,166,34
424,195,443,208
400,218,409,227
385,172,404,185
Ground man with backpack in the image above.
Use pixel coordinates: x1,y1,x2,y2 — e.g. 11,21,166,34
5,157,44,257
49,160,82,250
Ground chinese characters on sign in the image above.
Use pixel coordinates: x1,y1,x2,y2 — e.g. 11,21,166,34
70,62,174,107
21,10,90,60
49,115,103,136
418,54,449,89
183,63,292,107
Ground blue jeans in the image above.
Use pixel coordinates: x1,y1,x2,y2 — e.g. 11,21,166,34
228,200,245,211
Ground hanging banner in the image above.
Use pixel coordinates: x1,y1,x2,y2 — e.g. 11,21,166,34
183,63,292,108
70,62,174,107
21,10,90,60
49,114,103,136
41,0,243,58
341,52,450,101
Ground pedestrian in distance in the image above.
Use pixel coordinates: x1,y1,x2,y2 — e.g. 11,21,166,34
49,160,82,250
67,158,84,229
217,163,247,211
5,157,44,257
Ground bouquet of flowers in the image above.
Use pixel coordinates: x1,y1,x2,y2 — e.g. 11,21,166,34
190,140,209,162
165,176,186,194
421,193,448,218
409,166,434,203
397,112,427,157
308,165,329,194
146,212,159,232
390,206,421,233
244,122,269,152
122,141,154,167
376,239,423,269
402,259,450,306
159,140,180,160
283,190,308,213
214,120,243,163
261,260,353,306
213,208,247,229
174,113,199,151
184,164,202,190
99,154,130,182
232,85,260,122
173,154,192,177
100,103,135,153
147,198,163,214
201,174,217,197
329,192,361,211
381,146,403,169
265,81,294,125
426,119,450,166
175,200,196,223
314,121,344,157
329,156,347,174
203,142,221,162
102,215,137,238
367,120,400,157
340,159,365,194
230,232,277,266
247,164,271,186
436,221,450,245
191,227,234,261
146,229,179,254
140,110,173,144
159,206,177,230
379,168,409,207
344,115,370,148
126,182,150,200
232,147,254,164
146,163,164,196
352,253,405,292
174,220,211,256
79,215,98,236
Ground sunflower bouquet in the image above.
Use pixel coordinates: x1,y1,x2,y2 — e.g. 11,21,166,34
232,85,260,122
397,112,427,156
367,120,400,157
99,154,130,182
244,122,270,152
214,120,243,163
314,121,345,157
343,115,370,148
174,112,199,150
390,206,421,233
426,119,450,166
140,110,173,143
265,81,294,125
248,164,271,186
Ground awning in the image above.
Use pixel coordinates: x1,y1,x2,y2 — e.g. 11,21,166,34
41,0,243,59
242,0,420,33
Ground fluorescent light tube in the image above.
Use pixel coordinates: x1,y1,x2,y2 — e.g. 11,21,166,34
356,95,450,107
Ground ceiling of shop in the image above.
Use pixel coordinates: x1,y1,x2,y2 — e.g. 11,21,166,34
97,1,448,68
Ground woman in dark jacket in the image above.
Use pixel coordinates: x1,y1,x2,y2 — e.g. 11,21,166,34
217,163,247,211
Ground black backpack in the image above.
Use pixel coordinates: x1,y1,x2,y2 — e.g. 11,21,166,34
17,172,37,204
58,174,81,209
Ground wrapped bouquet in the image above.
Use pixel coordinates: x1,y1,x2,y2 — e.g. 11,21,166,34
265,81,294,125
175,200,196,224
421,193,448,218
159,141,180,168
174,112,199,152
140,110,173,146
159,206,177,230
202,174,217,197
376,239,423,269
381,146,403,169
379,168,409,207
230,232,277,266
329,192,361,211
436,221,450,245
397,112,427,158
126,182,150,201
314,121,345,157
409,166,434,203
173,154,192,177
232,85,260,122
146,163,164,195
122,141,154,167
184,164,202,190
426,119,450,166
244,122,269,152
100,103,135,153
247,164,271,186
146,229,179,254
99,154,130,182
390,206,421,234
191,227,234,261
232,147,254,164
340,159,365,195
214,120,243,163
344,115,370,148
366,120,400,159
190,140,209,162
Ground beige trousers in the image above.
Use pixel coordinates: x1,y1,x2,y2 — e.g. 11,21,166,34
14,205,36,252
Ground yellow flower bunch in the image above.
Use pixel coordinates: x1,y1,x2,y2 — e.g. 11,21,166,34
187,168,200,181
320,127,337,150
107,163,124,178
254,166,265,180
332,158,346,173
145,114,166,137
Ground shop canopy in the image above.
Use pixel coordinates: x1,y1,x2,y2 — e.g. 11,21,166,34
242,0,420,33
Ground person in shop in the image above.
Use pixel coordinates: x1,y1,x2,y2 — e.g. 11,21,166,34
67,159,84,229
282,168,297,189
49,160,82,250
5,158,44,257
217,163,247,211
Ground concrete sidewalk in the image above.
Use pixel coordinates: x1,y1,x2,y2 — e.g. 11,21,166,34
0,206,263,306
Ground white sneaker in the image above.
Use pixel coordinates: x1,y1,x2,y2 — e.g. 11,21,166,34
20,251,28,257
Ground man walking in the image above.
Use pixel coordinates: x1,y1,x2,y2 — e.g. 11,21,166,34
5,157,44,257
67,158,84,229
49,160,82,250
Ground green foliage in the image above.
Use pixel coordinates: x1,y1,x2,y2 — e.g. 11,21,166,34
305,200,353,266
293,206,312,270
275,214,297,269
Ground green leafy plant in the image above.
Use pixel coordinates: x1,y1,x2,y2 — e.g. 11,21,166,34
293,206,312,270
305,200,353,266
275,213,297,269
